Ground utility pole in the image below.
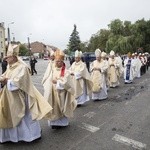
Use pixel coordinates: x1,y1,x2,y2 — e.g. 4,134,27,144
27,36,31,56
12,33,15,42
7,22,14,44
27,33,32,57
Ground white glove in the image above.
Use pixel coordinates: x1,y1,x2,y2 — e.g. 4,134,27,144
56,80,64,90
75,72,82,79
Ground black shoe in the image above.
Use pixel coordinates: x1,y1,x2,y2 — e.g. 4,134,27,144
77,104,82,107
0,141,14,144
51,125,68,129
51,126,61,129
34,137,42,141
20,137,42,143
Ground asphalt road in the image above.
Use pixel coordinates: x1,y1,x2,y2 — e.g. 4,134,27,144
0,59,150,150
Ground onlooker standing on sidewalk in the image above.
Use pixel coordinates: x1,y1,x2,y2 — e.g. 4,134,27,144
1,59,8,88
84,54,90,72
30,55,37,75
1,59,8,74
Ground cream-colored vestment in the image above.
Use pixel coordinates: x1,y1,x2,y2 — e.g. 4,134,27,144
108,58,120,87
0,61,52,129
69,61,93,100
90,60,108,100
42,64,77,121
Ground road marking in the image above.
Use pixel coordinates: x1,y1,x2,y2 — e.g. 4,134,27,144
79,123,100,133
112,134,146,150
79,115,122,133
98,102,110,109
125,93,141,105
116,95,121,99
84,112,96,118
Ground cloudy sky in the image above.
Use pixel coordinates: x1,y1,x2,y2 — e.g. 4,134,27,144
0,0,150,49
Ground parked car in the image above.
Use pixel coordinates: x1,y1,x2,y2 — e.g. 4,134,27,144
21,56,30,61
82,52,96,63
43,56,49,60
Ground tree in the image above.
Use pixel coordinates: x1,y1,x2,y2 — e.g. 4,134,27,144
80,41,89,53
73,18,150,55
19,44,29,56
144,20,150,52
123,21,132,36
88,35,100,52
108,19,124,35
87,29,110,52
68,24,81,53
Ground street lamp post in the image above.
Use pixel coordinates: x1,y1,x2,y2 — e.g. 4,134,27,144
7,22,14,44
27,33,32,56
12,33,15,42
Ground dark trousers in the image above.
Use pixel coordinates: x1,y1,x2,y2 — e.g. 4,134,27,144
146,64,149,70
141,65,146,75
31,66,37,75
86,62,90,72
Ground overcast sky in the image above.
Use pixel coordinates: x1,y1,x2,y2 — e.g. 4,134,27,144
0,0,150,49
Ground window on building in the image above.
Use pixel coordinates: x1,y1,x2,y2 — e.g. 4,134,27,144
0,31,2,38
1,41,3,48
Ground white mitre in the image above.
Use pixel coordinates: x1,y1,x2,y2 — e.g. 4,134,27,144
101,51,107,57
95,48,101,57
110,50,115,56
75,50,82,57
50,50,55,56
6,43,19,57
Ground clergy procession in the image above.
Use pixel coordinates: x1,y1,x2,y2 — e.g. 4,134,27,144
0,43,150,144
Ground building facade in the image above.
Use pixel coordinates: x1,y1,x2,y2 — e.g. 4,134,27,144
30,41,46,58
29,41,58,58
0,22,6,59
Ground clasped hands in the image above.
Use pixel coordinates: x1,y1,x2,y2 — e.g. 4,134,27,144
0,77,8,86
52,77,63,84
110,64,115,67
93,68,101,72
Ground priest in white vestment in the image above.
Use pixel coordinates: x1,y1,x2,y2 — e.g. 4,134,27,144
0,44,52,143
69,50,93,106
115,53,124,77
132,53,142,78
42,50,77,129
90,49,108,100
101,52,109,90
108,50,121,88
42,50,55,97
124,52,136,83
